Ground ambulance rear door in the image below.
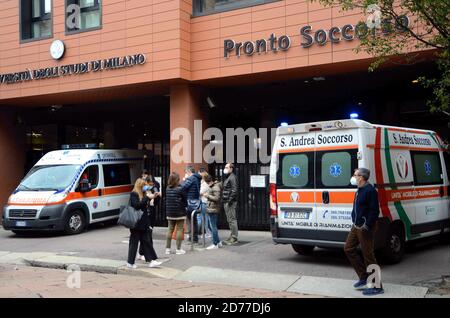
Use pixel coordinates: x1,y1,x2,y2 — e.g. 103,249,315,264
313,129,359,242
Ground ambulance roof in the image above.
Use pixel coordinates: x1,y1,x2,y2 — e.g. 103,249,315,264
35,149,144,166
277,119,436,135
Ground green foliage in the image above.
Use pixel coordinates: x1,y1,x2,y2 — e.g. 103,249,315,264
312,0,449,112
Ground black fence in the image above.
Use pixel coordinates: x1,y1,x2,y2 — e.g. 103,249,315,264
210,163,270,230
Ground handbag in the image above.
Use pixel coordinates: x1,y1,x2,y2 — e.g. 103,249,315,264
118,200,143,229
172,221,186,240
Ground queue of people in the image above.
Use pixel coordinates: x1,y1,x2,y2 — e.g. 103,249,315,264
125,164,239,267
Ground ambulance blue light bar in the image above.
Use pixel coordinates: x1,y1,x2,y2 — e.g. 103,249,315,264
61,144,98,150
350,113,359,119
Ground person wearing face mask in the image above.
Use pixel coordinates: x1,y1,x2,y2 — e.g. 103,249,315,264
344,167,384,296
137,176,161,262
222,162,239,245
126,178,162,269
180,166,202,244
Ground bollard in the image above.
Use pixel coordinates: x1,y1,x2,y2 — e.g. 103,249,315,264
190,210,196,251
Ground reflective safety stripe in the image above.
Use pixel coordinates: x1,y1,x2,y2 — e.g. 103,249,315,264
7,185,133,206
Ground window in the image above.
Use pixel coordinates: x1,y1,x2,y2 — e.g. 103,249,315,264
103,164,131,187
411,151,443,185
77,165,99,190
19,165,81,191
278,153,313,188
20,0,52,41
318,151,357,188
193,0,279,16
66,0,101,34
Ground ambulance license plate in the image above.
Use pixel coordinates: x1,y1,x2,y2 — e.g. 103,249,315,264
15,221,27,227
284,211,310,219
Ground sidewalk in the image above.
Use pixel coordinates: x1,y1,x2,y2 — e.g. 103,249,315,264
0,264,311,298
0,250,433,298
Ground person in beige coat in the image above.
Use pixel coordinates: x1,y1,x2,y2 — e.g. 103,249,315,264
202,175,223,249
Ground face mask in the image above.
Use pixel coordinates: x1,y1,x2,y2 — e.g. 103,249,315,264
223,168,229,175
143,185,150,192
350,176,358,186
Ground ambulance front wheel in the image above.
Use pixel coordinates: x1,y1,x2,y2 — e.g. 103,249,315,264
379,223,405,264
64,210,86,235
292,244,315,255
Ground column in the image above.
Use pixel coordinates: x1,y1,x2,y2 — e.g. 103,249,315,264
0,110,25,217
169,84,208,177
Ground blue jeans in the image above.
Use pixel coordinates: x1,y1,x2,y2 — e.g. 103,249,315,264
208,213,220,245
197,202,212,235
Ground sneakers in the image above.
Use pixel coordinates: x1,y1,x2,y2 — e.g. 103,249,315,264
176,249,186,255
217,241,223,248
224,237,238,245
136,255,146,261
126,263,137,269
362,287,384,296
149,260,162,268
205,233,212,239
206,244,219,250
165,248,171,255
353,279,367,290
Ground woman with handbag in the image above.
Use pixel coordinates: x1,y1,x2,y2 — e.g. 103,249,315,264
165,172,187,255
137,175,161,261
127,178,162,269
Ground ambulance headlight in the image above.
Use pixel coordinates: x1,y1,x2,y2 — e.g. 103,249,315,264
47,192,68,204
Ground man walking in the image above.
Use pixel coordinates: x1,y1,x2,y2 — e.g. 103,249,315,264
222,162,239,245
344,167,384,296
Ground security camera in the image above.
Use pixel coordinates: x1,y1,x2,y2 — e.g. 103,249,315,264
206,97,216,109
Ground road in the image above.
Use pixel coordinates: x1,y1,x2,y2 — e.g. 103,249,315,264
1,224,449,287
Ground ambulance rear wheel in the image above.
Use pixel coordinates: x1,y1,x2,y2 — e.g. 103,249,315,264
64,210,86,235
380,223,405,264
292,244,315,255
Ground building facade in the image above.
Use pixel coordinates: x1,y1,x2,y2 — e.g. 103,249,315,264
0,0,444,229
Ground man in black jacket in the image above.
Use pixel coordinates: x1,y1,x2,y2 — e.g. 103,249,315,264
344,167,384,296
222,162,239,245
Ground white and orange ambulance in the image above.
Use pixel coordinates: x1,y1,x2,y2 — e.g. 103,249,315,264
269,119,449,263
2,149,144,235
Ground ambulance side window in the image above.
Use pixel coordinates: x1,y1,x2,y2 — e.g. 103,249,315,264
77,165,99,190
411,151,443,186
443,152,450,178
103,164,131,187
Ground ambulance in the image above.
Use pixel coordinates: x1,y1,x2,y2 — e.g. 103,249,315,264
2,149,144,235
269,119,450,263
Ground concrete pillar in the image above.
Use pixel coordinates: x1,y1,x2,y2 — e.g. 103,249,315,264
0,110,25,219
169,84,208,178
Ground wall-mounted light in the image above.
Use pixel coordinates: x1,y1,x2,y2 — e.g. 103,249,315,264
207,96,216,108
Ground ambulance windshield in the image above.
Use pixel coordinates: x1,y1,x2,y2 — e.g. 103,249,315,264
18,165,81,191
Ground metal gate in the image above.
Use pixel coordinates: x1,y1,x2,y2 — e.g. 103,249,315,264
210,163,270,230
151,159,270,230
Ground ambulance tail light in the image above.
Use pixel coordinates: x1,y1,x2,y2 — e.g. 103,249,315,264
270,183,277,216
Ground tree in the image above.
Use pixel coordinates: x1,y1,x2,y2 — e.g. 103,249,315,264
313,0,449,113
